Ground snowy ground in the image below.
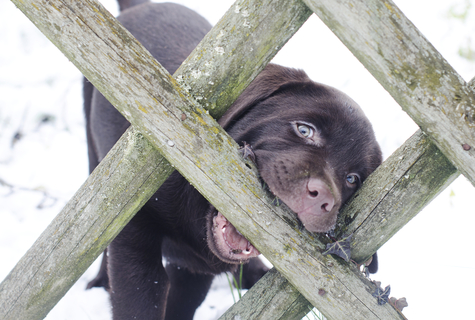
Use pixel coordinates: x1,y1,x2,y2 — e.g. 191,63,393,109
1,0,475,319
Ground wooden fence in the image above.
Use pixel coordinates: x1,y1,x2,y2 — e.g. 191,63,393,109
1,0,474,319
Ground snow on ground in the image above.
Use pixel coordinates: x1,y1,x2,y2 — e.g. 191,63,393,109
1,0,475,319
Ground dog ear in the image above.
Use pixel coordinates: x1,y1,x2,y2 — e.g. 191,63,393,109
218,64,311,129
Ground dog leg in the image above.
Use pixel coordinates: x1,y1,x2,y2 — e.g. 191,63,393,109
164,263,214,320
107,223,169,320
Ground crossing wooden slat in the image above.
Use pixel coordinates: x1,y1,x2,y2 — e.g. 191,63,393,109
303,0,475,186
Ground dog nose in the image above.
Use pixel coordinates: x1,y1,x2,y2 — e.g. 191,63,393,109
307,178,335,214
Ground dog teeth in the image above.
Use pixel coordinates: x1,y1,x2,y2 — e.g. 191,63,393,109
242,241,253,255
222,227,226,234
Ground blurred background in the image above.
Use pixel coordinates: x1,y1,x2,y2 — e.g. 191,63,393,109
1,0,474,318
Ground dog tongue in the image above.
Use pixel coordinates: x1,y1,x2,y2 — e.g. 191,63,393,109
226,222,251,252
215,212,257,254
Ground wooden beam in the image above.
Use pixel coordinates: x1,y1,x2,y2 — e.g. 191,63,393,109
303,0,475,187
339,130,459,262
219,268,313,320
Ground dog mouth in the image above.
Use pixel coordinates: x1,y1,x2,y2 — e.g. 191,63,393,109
208,210,260,263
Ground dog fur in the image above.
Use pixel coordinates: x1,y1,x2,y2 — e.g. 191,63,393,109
84,1,382,319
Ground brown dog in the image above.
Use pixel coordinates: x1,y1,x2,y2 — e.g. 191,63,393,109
85,1,382,319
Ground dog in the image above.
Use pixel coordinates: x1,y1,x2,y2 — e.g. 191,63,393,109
84,1,382,319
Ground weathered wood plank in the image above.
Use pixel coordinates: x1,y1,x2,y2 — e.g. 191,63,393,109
2,0,406,319
7,0,466,318
175,0,313,119
0,128,172,319
338,130,459,263
219,268,312,320
303,0,475,187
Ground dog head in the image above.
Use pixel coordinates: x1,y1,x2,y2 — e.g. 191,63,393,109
207,64,382,263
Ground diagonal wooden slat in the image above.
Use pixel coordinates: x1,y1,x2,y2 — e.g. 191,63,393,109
175,0,313,119
303,0,475,186
220,268,313,320
338,130,459,262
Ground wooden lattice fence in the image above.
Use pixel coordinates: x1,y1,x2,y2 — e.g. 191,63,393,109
1,0,474,319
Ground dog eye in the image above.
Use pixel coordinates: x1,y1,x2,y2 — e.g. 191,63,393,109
346,173,360,186
297,124,313,138
291,121,323,147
